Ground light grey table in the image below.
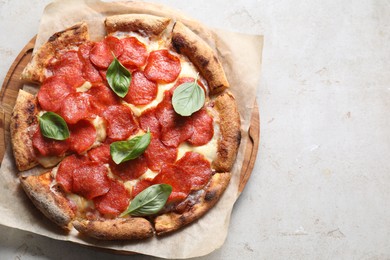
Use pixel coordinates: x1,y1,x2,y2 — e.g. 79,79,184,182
1,0,389,259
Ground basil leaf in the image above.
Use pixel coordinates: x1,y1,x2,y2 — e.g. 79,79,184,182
39,112,70,140
110,131,151,164
120,184,172,217
172,77,205,116
106,56,131,98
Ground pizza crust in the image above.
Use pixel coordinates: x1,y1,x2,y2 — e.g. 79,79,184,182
19,172,75,230
21,22,89,83
171,21,229,94
212,92,241,172
105,14,171,36
10,90,39,171
73,218,154,240
154,171,231,235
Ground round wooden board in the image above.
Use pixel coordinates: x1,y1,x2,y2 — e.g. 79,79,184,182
0,36,259,193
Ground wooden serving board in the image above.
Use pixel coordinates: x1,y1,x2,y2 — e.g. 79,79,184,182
0,36,259,194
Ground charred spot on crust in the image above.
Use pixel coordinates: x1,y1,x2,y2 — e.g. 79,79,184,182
26,101,37,125
204,190,216,202
172,34,186,53
197,55,209,67
236,130,242,145
178,215,187,225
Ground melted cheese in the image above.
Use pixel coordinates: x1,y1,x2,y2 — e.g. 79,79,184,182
124,83,173,116
91,116,107,147
37,156,63,168
76,81,92,92
66,193,94,210
177,122,219,163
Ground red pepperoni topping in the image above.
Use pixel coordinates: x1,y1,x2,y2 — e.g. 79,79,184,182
160,122,194,148
94,179,130,216
144,50,181,83
153,164,190,203
124,71,158,105
118,37,148,68
72,161,110,200
144,137,177,172
139,109,161,138
102,105,139,141
55,155,87,193
88,144,111,164
187,109,214,146
68,120,97,154
176,152,212,190
32,128,69,157
131,179,153,199
37,76,74,112
155,93,194,147
110,155,148,181
90,36,123,69
87,82,120,108
47,50,85,87
78,42,102,83
59,92,96,124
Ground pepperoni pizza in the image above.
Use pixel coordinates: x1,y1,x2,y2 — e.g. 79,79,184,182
10,14,240,240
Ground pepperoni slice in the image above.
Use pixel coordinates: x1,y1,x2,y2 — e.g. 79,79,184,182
119,37,148,68
55,155,87,193
32,128,69,157
153,164,190,203
90,36,123,69
131,179,153,199
88,144,111,164
155,93,194,147
37,76,74,112
87,83,120,109
99,70,107,81
68,120,97,154
59,92,96,124
176,152,212,190
155,92,176,128
144,50,181,83
144,137,177,172
72,162,110,200
78,42,102,83
102,105,139,141
124,71,158,105
94,179,130,216
187,109,214,146
47,50,85,87
110,155,148,181
160,122,194,148
139,108,161,138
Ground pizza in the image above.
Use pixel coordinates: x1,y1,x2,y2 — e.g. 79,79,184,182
10,14,241,240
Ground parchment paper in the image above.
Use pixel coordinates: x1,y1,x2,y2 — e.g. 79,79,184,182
0,0,263,258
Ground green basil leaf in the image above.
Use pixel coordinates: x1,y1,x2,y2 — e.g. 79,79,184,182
106,56,131,98
110,131,151,164
120,184,172,217
172,77,205,116
39,112,70,140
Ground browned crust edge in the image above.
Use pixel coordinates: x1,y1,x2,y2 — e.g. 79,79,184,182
171,21,229,94
154,171,231,235
21,22,89,83
105,14,171,36
72,218,154,240
212,92,241,172
10,90,39,171
19,172,75,230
